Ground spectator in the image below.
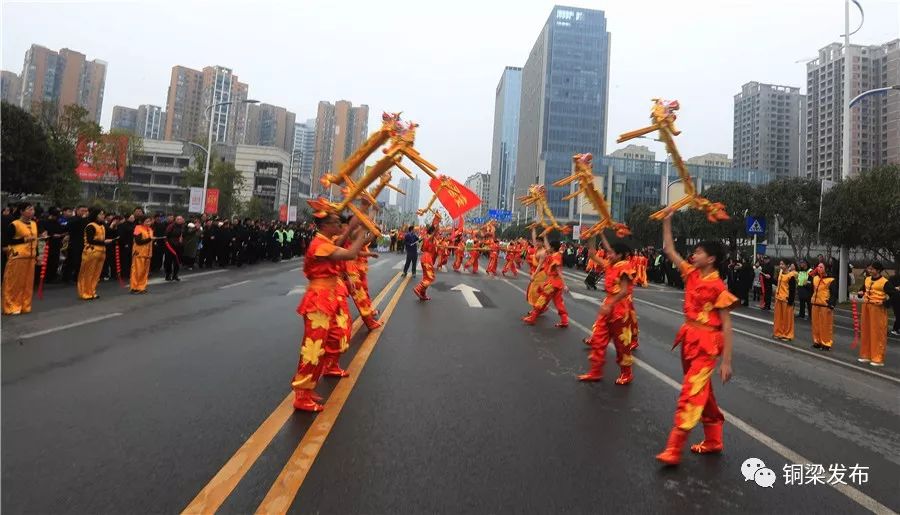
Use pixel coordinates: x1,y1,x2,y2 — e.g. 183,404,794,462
402,225,419,277
164,215,185,281
796,259,812,320
183,222,200,270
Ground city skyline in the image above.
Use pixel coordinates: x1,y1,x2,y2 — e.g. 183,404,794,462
3,0,899,211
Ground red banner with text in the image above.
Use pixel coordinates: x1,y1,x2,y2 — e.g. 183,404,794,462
204,188,220,215
74,135,128,181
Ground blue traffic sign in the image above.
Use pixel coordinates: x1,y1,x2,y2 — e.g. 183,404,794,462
746,216,766,235
488,209,512,222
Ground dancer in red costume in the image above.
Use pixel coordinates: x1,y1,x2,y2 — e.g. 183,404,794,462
452,235,465,272
465,237,482,274
437,233,450,271
522,230,569,328
501,240,519,277
656,212,737,465
292,212,368,412
579,232,638,384
485,237,501,276
413,213,442,300
344,228,382,331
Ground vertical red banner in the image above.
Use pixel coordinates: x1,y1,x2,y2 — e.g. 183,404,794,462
279,204,288,222
204,188,220,215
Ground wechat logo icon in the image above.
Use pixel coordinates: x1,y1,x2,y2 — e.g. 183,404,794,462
742,458,776,488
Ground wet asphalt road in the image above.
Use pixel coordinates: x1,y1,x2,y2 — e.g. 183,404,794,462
2,254,898,514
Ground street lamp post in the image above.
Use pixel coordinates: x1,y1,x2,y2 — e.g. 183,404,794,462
202,99,259,213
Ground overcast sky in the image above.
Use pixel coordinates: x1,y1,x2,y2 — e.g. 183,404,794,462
3,0,899,207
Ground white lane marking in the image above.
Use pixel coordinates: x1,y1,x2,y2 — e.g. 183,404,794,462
730,311,773,325
450,284,482,308
501,279,893,514
219,280,251,290
290,267,301,272
392,261,405,270
368,259,388,269
569,291,600,304
148,269,226,285
631,297,900,386
286,285,306,296
18,313,123,340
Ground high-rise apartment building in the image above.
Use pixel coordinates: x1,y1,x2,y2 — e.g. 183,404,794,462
292,118,316,198
111,104,166,140
806,39,900,180
465,172,491,219
111,106,138,133
609,144,656,161
244,103,296,152
733,81,804,178
514,6,611,221
311,100,369,197
163,65,248,145
489,66,523,212
686,153,734,169
17,44,106,123
1,70,21,104
397,176,421,215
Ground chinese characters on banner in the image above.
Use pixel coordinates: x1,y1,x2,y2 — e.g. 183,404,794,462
188,187,204,213
204,188,220,215
75,135,128,181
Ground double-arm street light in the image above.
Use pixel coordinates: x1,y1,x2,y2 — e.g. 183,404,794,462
202,98,259,208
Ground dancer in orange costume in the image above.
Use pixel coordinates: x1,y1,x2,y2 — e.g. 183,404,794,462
452,235,465,272
772,259,797,341
292,213,368,412
2,203,43,315
465,237,482,274
77,208,115,300
857,261,889,366
635,251,649,287
514,238,526,270
437,234,450,272
130,216,161,294
522,230,568,328
345,230,382,331
485,237,501,276
656,212,736,465
579,232,638,384
526,243,538,275
810,263,836,351
501,240,519,277
414,213,441,301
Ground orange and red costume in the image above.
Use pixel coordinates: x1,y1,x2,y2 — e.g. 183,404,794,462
452,239,465,272
465,240,481,274
485,240,500,276
580,258,638,384
657,261,738,464
292,233,352,412
526,245,538,275
437,237,450,270
346,243,380,330
502,242,519,277
523,250,568,327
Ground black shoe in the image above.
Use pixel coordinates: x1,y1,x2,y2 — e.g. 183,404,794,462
812,343,822,349
173,276,181,282
165,276,172,281
401,273,407,277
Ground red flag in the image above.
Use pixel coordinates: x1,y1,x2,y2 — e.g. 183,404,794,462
428,175,481,220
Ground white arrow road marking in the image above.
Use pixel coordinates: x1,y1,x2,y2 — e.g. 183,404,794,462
450,284,482,308
286,285,306,296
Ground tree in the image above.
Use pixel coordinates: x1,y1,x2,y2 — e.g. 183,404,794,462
181,154,245,218
1,102,57,195
821,165,900,271
245,196,275,221
624,204,663,248
758,177,820,259
701,182,761,254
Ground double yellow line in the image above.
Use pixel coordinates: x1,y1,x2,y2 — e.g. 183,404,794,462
183,272,410,514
